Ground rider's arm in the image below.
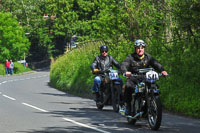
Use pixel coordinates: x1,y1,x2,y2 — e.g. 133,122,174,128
149,55,165,73
121,55,131,73
90,56,99,73
110,55,121,70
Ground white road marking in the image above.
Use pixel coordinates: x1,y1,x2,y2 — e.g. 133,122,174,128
22,102,49,112
0,74,49,86
1,74,111,133
63,118,111,133
3,95,16,100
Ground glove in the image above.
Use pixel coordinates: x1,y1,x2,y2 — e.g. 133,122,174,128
93,69,99,73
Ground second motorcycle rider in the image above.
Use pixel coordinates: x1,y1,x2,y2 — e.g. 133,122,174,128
90,45,122,102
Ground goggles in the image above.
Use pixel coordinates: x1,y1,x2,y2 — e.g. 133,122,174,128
135,42,146,47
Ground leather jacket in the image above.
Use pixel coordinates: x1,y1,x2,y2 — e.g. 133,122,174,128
90,55,120,73
121,53,164,73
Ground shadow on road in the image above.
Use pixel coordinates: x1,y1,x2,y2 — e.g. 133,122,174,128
17,125,96,133
35,89,182,133
18,105,181,133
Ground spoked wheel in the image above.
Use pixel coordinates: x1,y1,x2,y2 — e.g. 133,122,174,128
112,84,122,112
148,96,162,130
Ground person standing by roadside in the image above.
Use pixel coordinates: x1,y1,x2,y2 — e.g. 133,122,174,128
9,59,14,75
5,59,10,75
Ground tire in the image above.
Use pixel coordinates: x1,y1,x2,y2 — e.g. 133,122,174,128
148,95,162,130
96,102,104,110
112,84,121,112
96,92,104,110
127,117,137,124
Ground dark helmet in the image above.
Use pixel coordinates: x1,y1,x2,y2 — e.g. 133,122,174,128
100,45,108,53
134,39,146,47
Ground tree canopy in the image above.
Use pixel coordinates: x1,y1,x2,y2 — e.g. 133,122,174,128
0,12,30,62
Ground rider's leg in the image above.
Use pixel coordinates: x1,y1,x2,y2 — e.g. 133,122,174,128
91,76,101,101
91,76,101,92
118,78,124,105
124,79,135,115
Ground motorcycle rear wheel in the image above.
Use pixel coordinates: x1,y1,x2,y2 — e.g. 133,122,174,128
127,117,137,124
148,95,162,130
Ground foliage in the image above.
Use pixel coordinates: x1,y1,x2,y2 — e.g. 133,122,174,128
0,0,56,61
50,41,100,97
50,0,200,117
0,12,30,62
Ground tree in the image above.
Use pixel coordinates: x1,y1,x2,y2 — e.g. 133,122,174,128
0,12,30,62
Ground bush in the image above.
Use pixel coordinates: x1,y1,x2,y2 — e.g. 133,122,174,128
50,41,200,118
50,40,131,97
50,42,101,98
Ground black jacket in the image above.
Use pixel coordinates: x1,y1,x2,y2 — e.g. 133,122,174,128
121,53,164,73
90,55,120,72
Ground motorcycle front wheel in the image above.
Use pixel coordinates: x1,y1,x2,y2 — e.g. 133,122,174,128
96,92,104,110
112,84,122,112
96,102,104,110
148,95,162,130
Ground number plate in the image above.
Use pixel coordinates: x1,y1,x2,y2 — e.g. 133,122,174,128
146,71,159,83
109,72,119,80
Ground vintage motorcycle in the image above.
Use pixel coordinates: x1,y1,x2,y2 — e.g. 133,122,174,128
119,68,165,130
95,68,123,112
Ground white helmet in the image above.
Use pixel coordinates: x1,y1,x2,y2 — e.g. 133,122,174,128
134,39,146,47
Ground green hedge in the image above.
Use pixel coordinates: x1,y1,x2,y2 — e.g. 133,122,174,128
49,40,132,97
50,42,100,98
158,49,200,117
50,41,200,118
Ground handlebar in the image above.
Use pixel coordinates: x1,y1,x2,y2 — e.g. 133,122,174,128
94,68,122,75
123,73,145,79
123,68,167,78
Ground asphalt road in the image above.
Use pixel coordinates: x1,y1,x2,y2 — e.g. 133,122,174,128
0,69,200,133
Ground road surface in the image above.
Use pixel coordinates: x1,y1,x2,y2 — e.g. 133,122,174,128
0,69,200,133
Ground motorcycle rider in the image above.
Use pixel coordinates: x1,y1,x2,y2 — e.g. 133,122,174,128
90,45,122,102
121,39,168,115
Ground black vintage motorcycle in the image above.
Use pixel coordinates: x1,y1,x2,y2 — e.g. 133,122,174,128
95,69,123,112
119,68,165,130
